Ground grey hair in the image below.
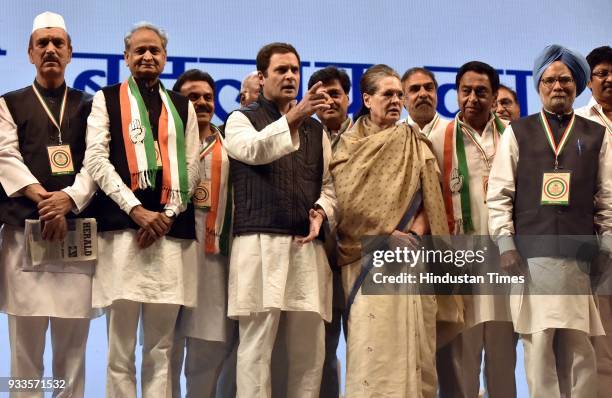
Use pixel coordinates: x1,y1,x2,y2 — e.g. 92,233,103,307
124,22,168,51
240,71,259,90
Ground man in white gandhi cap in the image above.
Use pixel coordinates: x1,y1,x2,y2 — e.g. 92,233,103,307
487,44,612,398
0,11,99,398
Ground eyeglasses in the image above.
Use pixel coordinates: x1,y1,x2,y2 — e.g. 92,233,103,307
592,70,611,79
496,98,516,108
540,76,574,88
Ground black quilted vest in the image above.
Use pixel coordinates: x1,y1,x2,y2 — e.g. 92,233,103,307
230,95,324,238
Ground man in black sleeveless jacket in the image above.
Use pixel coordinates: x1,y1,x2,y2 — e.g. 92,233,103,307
487,44,611,398
224,42,338,398
84,22,200,397
0,12,98,397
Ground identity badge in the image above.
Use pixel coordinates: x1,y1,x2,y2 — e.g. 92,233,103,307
193,180,212,209
541,171,571,205
47,145,74,175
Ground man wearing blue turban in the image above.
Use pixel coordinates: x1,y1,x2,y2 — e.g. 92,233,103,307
487,44,612,398
532,44,591,97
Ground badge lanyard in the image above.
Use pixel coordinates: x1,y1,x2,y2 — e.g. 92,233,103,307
199,133,218,179
193,134,218,209
538,110,576,169
592,105,612,136
32,84,68,144
452,114,503,231
33,84,76,175
458,120,500,170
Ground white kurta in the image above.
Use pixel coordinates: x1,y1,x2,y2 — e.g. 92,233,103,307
510,257,604,335
84,89,200,308
429,114,511,326
487,116,612,335
0,226,98,318
576,96,612,136
404,112,450,139
0,96,98,318
224,111,337,322
177,139,233,342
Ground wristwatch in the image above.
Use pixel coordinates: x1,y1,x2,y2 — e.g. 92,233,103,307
163,208,176,219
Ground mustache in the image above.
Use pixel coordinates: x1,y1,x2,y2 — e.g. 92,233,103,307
43,54,59,63
195,104,213,114
415,99,433,107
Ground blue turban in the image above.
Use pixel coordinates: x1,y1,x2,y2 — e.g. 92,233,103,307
533,44,590,96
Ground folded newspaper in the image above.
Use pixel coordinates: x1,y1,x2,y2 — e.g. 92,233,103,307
25,218,97,266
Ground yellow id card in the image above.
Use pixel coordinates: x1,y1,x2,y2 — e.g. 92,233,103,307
541,171,571,205
47,145,74,175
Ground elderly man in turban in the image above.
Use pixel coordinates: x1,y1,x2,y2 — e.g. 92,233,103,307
487,44,611,398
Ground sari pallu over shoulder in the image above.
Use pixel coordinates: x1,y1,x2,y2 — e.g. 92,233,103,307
330,116,448,264
330,116,463,347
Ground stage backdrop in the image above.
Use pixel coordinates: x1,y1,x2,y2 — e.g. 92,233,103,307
1,0,610,125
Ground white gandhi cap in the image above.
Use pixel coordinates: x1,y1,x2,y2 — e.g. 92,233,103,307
32,11,67,33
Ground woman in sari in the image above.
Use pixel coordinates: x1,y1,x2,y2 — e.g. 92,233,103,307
330,64,460,397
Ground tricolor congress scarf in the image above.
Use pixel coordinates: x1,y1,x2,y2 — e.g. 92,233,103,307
200,127,232,256
119,76,189,207
442,112,505,234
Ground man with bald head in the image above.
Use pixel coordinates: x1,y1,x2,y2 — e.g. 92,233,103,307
0,12,98,397
239,71,260,107
488,45,611,398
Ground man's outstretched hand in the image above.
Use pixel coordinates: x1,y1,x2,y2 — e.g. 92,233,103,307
286,81,331,129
